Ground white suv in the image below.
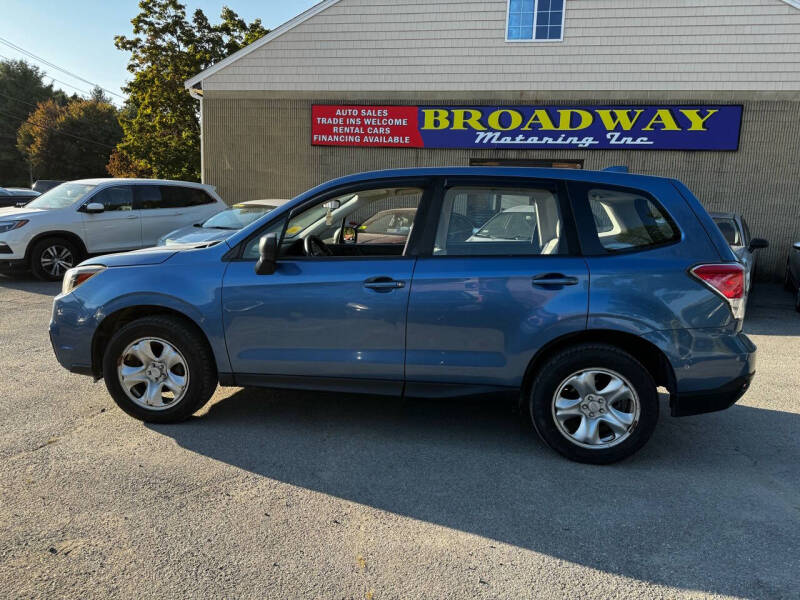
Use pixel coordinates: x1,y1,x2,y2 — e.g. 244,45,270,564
0,179,226,281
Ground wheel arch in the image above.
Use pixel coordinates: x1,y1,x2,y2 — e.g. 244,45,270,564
91,305,218,380
25,230,88,261
520,329,677,408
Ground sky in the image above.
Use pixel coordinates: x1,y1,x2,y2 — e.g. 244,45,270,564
0,0,320,102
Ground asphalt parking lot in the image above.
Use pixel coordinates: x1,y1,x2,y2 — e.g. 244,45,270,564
0,276,798,599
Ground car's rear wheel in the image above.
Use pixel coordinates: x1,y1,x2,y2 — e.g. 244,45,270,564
529,344,659,464
102,315,217,423
30,237,80,281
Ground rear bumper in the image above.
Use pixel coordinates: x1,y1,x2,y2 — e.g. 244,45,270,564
643,328,756,417
670,372,755,417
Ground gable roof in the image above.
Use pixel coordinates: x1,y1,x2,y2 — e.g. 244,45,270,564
185,0,342,89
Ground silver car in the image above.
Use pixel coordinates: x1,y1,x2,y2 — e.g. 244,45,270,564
710,212,768,295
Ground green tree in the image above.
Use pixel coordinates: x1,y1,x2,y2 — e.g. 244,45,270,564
110,1,268,180
0,59,67,186
17,98,122,181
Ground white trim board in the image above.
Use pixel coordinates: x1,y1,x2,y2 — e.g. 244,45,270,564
185,0,343,89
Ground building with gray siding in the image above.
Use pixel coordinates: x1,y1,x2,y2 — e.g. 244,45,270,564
187,0,800,280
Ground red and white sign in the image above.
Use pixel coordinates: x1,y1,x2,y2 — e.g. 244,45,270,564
311,105,423,148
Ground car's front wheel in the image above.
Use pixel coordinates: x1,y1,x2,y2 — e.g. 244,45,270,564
30,237,80,281
102,316,217,423
529,344,659,464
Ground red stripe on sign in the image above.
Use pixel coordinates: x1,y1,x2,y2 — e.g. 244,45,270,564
311,105,422,148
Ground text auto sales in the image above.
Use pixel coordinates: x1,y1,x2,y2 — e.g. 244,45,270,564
314,108,412,144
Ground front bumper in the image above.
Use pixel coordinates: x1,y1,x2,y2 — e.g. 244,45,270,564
49,293,96,377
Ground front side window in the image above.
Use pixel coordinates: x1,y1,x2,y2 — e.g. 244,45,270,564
587,188,679,251
507,0,564,41
243,186,423,259
90,186,134,211
26,183,96,210
434,186,565,256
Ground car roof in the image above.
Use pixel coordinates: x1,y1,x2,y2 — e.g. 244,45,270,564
67,178,216,191
5,188,39,195
305,166,677,190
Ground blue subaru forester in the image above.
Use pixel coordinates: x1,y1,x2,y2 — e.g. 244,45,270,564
49,168,756,463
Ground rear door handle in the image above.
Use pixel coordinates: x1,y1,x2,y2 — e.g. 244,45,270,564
532,273,579,287
364,276,405,292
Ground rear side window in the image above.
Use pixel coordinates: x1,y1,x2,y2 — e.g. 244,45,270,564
134,185,162,209
159,186,215,208
586,188,679,252
434,185,565,256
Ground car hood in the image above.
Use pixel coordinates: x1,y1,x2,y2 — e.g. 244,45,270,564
0,206,47,219
161,226,234,245
86,246,181,268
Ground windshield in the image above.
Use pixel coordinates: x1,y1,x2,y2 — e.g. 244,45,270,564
26,183,96,210
203,204,275,230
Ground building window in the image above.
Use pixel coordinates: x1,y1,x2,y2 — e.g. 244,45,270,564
507,0,564,42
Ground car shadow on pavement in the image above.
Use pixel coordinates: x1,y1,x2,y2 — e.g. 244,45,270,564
150,388,798,599
0,273,61,296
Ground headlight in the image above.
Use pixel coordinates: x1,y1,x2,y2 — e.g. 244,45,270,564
62,265,106,295
0,219,28,233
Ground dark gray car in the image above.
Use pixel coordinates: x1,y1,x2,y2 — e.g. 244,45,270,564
784,240,800,312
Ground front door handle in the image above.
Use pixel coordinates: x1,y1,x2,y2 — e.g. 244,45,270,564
364,276,405,292
532,273,579,287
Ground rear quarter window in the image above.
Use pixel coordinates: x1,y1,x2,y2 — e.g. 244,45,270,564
585,187,679,252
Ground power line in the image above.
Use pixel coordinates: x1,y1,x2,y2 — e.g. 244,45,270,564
0,37,123,99
0,52,92,98
0,108,117,150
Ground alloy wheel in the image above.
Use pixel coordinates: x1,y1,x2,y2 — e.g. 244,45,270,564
40,244,74,277
551,369,640,449
117,337,190,411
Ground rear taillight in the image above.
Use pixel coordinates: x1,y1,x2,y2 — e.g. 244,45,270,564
690,263,746,320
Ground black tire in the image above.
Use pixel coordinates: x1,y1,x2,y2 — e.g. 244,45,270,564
29,237,80,281
528,344,659,465
102,315,217,423
784,260,794,293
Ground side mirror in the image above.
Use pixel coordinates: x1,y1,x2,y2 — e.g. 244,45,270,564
255,233,278,275
793,241,800,251
84,202,104,214
748,237,769,252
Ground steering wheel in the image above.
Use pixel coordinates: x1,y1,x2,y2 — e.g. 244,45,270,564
304,235,333,257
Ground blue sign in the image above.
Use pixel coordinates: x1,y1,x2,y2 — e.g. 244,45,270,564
418,105,742,151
